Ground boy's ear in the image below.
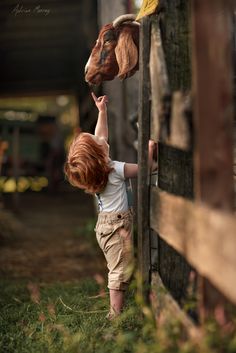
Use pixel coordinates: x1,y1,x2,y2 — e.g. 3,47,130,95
115,30,138,79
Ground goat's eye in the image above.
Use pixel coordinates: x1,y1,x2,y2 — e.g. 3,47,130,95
103,31,116,43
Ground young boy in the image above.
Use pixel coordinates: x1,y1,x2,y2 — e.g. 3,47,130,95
65,92,155,319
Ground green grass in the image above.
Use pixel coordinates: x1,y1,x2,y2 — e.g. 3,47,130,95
1,279,236,353
0,279,145,353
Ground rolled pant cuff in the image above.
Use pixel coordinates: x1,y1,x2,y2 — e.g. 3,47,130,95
108,281,129,291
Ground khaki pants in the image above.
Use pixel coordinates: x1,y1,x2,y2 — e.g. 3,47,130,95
95,209,134,290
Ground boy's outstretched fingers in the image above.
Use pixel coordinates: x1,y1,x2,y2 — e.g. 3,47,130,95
91,91,98,102
101,95,108,103
97,95,108,104
91,92,108,104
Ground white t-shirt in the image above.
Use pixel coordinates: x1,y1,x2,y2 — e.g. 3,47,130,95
95,160,129,213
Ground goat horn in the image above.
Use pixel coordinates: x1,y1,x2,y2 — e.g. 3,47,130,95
112,14,138,28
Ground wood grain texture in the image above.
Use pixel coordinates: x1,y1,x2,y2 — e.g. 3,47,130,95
150,188,236,304
149,19,192,151
149,18,171,142
137,16,151,295
192,0,235,317
192,0,235,210
150,272,201,340
169,92,191,151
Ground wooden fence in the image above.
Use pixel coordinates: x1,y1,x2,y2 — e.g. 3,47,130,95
137,0,236,328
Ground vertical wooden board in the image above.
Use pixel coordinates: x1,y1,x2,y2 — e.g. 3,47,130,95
192,0,235,318
149,17,170,142
137,16,151,295
169,92,192,151
160,0,191,91
192,0,234,210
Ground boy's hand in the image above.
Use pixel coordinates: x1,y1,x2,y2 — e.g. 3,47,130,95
149,140,158,161
148,140,155,150
148,140,158,171
91,92,108,112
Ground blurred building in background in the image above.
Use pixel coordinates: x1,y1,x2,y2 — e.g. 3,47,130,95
0,0,139,199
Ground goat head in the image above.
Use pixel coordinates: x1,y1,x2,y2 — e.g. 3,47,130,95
85,14,139,85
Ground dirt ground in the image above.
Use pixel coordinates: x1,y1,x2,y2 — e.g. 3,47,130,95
0,189,107,283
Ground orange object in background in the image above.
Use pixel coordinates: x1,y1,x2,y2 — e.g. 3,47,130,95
0,140,8,175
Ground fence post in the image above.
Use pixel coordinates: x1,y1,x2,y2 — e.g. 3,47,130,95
152,1,193,304
137,16,151,299
192,0,235,319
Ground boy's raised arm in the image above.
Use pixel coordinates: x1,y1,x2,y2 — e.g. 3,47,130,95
91,92,108,140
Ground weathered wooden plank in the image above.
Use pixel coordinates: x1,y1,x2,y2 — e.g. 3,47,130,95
149,17,170,142
149,14,192,150
137,16,151,296
159,0,191,92
150,272,201,340
169,92,192,151
192,0,235,318
150,10,193,149
150,188,236,305
192,0,234,210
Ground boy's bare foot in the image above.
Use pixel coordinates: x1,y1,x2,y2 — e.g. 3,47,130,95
105,307,120,320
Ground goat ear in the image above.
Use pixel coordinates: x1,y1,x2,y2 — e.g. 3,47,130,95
115,30,138,79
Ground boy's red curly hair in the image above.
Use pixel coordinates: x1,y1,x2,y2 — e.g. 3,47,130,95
64,132,112,194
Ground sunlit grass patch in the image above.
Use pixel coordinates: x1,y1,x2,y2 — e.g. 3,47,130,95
1,278,236,353
0,280,142,353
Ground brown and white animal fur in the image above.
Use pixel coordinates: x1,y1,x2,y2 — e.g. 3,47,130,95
85,18,139,85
